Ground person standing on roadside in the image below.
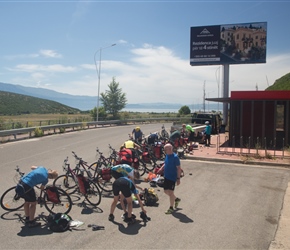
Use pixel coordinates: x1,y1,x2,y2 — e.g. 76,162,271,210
163,143,182,214
205,121,212,147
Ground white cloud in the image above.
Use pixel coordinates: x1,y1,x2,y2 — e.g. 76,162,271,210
39,50,62,58
3,45,290,105
11,64,76,73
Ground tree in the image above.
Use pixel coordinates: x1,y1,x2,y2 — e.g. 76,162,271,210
90,106,107,121
100,77,127,118
178,105,191,115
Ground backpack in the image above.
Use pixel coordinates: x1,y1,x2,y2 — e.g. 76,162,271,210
46,186,60,203
49,213,72,232
101,168,112,181
143,188,158,206
118,149,133,165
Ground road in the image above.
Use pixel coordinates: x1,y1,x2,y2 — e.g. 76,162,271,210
1,123,289,249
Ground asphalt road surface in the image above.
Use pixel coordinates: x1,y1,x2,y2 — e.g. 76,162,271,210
1,123,289,249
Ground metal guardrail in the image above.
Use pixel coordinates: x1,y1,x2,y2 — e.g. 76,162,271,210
0,117,181,141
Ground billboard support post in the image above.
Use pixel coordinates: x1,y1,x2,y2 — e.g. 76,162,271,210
222,64,230,126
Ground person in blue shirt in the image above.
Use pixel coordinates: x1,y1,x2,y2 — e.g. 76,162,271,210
163,143,182,214
132,126,143,143
108,177,146,224
205,121,212,146
15,166,58,228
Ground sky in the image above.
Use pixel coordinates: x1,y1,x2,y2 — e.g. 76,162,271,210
1,0,290,107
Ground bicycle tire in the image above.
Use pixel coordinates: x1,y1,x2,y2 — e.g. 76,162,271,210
88,161,100,179
44,187,72,214
1,186,24,211
95,164,113,193
135,161,146,176
85,180,101,206
53,174,77,195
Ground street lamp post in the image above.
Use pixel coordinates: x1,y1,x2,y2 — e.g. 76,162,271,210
94,43,116,123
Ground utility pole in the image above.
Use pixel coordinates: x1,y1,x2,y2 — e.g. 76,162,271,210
203,80,206,113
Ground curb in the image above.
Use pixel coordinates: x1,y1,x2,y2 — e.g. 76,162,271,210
184,154,290,168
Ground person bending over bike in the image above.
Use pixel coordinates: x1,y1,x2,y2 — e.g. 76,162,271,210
15,166,58,228
111,164,143,219
108,177,146,224
132,126,143,144
120,139,141,162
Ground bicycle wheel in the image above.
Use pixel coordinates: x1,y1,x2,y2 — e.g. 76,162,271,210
85,180,101,206
44,187,72,214
88,161,100,179
95,166,113,193
53,174,77,195
135,161,146,176
1,186,24,211
143,155,157,172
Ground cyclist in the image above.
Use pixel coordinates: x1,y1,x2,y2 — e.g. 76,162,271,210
15,166,58,228
132,126,143,144
108,177,147,224
110,164,143,219
182,124,196,148
120,138,141,164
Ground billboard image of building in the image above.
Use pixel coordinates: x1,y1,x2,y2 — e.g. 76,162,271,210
190,22,267,66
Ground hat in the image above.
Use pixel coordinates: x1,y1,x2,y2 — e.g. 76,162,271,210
205,121,209,124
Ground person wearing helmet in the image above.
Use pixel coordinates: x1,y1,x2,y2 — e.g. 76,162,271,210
132,126,143,144
204,121,212,146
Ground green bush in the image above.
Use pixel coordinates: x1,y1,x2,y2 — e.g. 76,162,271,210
59,127,65,133
34,127,44,137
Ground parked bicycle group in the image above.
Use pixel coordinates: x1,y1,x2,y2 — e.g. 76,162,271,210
1,124,205,228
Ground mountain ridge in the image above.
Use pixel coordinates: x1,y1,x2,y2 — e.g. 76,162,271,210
0,82,185,111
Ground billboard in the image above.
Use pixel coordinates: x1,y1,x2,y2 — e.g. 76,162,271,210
190,22,267,66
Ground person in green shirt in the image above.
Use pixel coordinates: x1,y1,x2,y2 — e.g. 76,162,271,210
182,124,196,147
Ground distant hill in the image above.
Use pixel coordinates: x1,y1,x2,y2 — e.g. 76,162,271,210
0,82,185,111
266,72,290,90
0,91,80,115
0,82,98,111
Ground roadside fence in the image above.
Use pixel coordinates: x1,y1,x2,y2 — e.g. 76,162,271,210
216,133,290,159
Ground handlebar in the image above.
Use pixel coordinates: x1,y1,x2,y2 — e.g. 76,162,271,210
15,166,25,177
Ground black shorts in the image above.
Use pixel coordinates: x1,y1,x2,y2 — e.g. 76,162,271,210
112,178,132,198
15,181,36,202
188,132,195,142
163,178,176,191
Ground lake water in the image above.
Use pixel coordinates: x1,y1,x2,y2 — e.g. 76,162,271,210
123,108,179,113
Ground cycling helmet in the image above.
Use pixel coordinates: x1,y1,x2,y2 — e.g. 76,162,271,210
135,127,140,131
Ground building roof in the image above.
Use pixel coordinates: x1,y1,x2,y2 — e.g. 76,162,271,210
206,91,290,102
231,90,290,100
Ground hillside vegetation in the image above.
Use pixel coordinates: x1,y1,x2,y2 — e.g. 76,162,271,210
0,91,81,115
266,72,290,90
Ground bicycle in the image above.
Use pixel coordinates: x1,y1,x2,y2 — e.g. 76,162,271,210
71,150,114,193
53,157,101,206
0,166,72,214
88,147,117,193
